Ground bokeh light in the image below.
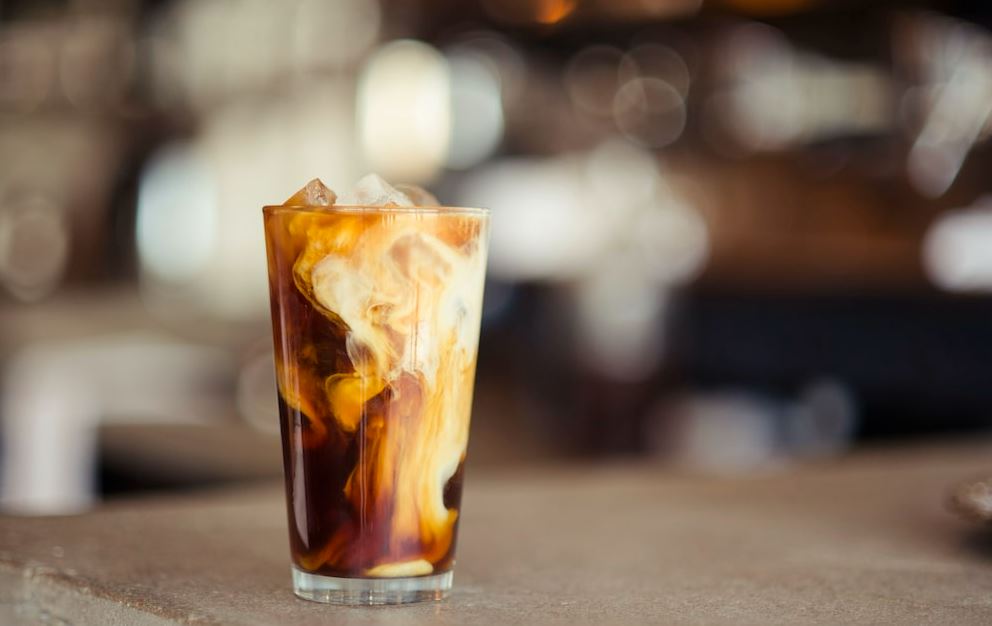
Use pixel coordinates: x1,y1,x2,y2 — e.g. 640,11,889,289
712,22,893,152
612,77,685,147
462,138,708,286
565,46,626,118
292,0,380,70
449,33,527,108
59,16,134,110
719,23,803,150
136,144,217,285
171,0,289,109
357,40,450,183
923,196,992,292
906,24,992,197
574,260,667,381
446,49,505,170
461,156,601,280
0,194,69,302
619,43,691,97
0,24,57,112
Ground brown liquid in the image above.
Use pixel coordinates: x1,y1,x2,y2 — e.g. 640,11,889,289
264,206,485,578
276,394,464,577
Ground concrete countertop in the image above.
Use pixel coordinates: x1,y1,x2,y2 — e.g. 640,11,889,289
2,441,992,624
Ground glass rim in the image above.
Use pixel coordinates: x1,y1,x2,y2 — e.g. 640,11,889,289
263,204,489,216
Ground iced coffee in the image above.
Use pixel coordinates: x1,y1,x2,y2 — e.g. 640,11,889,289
263,175,489,604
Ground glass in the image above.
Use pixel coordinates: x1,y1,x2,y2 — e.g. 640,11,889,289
263,202,489,605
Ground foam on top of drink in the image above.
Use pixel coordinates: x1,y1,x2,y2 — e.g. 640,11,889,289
269,175,487,577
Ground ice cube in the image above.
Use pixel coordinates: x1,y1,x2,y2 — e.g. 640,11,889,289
394,183,439,207
337,173,414,207
284,178,336,206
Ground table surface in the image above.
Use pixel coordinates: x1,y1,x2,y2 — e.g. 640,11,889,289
2,441,992,625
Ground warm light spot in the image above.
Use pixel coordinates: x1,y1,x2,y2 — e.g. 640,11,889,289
482,0,577,25
535,0,576,24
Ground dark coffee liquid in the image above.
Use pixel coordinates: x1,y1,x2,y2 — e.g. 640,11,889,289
277,392,464,577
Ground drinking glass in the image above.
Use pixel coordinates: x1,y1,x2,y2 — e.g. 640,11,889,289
263,202,488,604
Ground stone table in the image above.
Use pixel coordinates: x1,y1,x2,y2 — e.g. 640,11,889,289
2,441,992,625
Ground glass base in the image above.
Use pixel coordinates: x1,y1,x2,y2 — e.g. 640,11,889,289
291,566,452,605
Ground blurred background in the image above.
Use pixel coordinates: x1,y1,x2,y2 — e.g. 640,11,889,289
1,0,991,514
